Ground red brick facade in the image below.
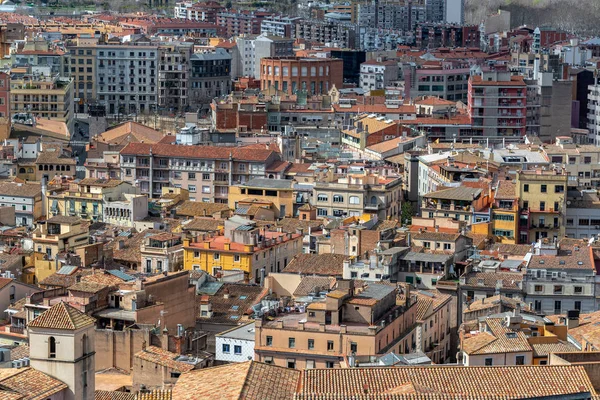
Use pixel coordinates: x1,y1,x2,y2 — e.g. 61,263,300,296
259,57,343,95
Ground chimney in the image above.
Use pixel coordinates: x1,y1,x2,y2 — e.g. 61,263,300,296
223,287,230,299
224,242,230,251
434,225,439,232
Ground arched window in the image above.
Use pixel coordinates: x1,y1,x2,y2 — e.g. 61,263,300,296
317,194,328,202
18,168,25,174
38,165,43,171
49,336,56,358
370,196,378,205
82,334,88,356
349,196,360,205
333,195,344,203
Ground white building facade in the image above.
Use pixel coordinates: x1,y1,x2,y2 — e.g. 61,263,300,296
215,322,256,363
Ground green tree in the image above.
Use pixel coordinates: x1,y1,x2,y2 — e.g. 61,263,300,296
401,202,413,226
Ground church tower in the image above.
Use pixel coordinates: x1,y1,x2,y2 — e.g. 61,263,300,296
28,302,96,400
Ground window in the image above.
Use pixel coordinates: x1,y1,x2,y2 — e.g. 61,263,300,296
306,359,315,369
214,253,220,260
534,285,542,292
349,196,360,204
350,342,357,353
333,195,343,203
266,336,273,346
539,201,545,211
325,361,334,368
203,173,210,180
308,339,314,349
222,344,230,353
579,219,590,226
574,286,583,294
289,337,295,348
82,334,88,356
49,336,56,358
523,184,529,192
575,301,581,310
555,185,564,193
327,341,334,351
83,371,88,388
554,300,562,312
188,172,196,180
234,255,240,262
188,185,196,193
554,285,563,294
170,372,181,378
485,358,493,366
317,194,328,202
515,355,525,365
287,359,296,368
541,184,547,193
234,345,242,355
202,186,211,193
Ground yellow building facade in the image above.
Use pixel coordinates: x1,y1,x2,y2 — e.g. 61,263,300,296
183,231,302,282
228,178,294,219
516,170,568,244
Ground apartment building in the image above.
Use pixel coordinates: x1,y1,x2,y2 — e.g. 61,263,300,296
292,21,357,49
515,169,567,244
189,49,232,112
96,42,158,115
259,57,343,95
359,59,399,92
543,136,600,189
0,181,42,227
468,70,527,138
235,36,257,78
32,216,89,283
313,172,402,220
587,81,600,145
47,178,140,222
526,73,572,143
403,63,471,101
415,290,452,364
254,36,294,79
228,178,294,218
66,37,97,113
180,1,224,22
415,23,479,49
462,313,578,366
119,142,281,200
525,239,595,314
421,186,488,224
103,193,148,227
491,180,518,244
10,68,74,134
217,11,272,37
13,40,70,77
140,232,183,274
254,281,417,369
260,16,301,38
183,216,302,282
158,42,193,113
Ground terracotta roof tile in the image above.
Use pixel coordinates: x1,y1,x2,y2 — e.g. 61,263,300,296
0,368,68,398
28,301,96,330
531,341,579,357
172,362,300,400
94,390,136,400
298,364,595,398
462,271,524,290
134,346,195,373
176,201,230,218
293,276,335,297
181,218,223,232
68,281,108,293
98,122,164,145
495,180,517,200
197,283,268,324
283,253,348,276
120,142,278,162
